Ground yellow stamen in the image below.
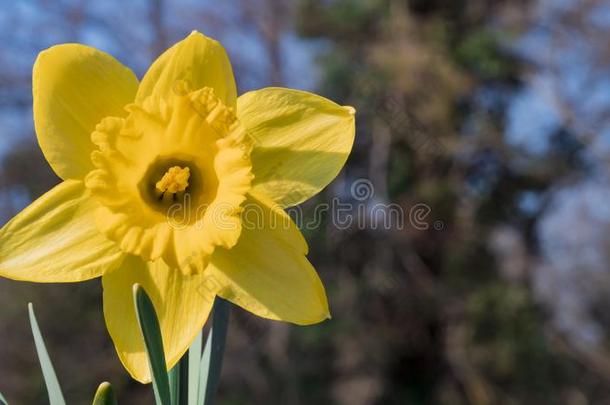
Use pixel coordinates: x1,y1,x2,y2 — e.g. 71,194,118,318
155,166,190,194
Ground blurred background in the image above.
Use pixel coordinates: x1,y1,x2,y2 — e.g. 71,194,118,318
1,0,610,403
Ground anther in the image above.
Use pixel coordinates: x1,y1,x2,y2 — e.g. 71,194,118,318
156,166,190,194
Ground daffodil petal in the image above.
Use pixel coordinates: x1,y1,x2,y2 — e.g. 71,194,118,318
209,192,330,325
0,180,124,282
33,44,138,180
102,255,217,383
237,87,356,207
136,31,237,108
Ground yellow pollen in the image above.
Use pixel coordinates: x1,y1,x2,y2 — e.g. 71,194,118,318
155,166,190,193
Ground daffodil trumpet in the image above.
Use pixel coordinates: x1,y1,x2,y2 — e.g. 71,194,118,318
0,31,355,383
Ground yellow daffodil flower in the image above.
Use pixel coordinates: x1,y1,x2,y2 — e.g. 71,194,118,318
0,31,355,382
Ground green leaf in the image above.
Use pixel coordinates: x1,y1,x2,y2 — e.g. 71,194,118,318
0,390,8,405
169,354,188,405
168,362,180,405
28,303,66,405
92,382,117,405
197,333,212,405
187,331,202,405
198,297,230,405
133,284,171,405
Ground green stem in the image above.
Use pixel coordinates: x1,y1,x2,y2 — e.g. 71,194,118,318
199,297,231,405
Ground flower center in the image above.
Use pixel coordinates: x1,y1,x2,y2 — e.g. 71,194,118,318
138,156,208,215
156,166,190,194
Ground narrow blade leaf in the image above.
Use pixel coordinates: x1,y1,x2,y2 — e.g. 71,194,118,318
198,297,230,405
133,284,171,405
187,331,202,405
92,382,117,405
168,362,180,405
28,303,66,405
169,354,189,405
0,390,8,405
197,333,212,405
